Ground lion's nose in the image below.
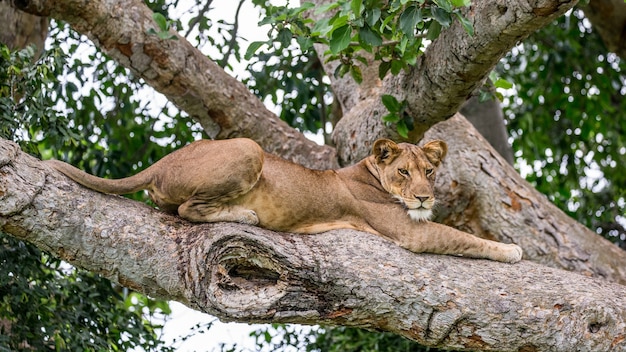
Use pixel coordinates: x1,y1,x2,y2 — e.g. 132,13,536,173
415,196,429,203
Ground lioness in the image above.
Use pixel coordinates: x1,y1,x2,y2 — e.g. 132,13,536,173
46,138,523,263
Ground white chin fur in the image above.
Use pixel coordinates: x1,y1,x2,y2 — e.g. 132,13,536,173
407,209,432,222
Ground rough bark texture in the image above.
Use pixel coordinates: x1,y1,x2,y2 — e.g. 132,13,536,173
0,1,48,54
8,0,337,170
2,138,626,351
425,115,626,284
582,0,626,59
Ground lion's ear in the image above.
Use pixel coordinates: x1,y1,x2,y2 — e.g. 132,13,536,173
422,140,448,167
372,139,401,164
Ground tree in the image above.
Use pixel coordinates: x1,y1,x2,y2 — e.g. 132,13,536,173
2,0,626,351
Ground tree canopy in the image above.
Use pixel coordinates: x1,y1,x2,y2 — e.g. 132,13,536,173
1,0,625,350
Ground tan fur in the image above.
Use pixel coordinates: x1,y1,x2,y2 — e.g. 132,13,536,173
45,138,523,263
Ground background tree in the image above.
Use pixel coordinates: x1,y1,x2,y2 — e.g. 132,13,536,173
2,0,626,351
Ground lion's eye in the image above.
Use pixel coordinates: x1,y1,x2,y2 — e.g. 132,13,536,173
425,168,434,177
398,168,409,176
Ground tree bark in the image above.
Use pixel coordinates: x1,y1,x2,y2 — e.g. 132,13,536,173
305,0,626,283
7,0,337,170
0,1,48,55
2,138,626,352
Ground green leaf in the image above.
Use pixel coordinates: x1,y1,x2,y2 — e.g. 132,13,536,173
494,77,514,89
403,49,418,66
397,119,409,138
454,11,474,36
380,13,395,32
329,14,349,30
358,24,383,47
244,41,266,60
383,112,400,123
350,65,363,84
450,0,471,6
293,2,316,15
365,8,381,26
382,94,402,112
398,6,422,35
153,13,168,31
390,59,404,75
330,24,352,54
315,2,340,15
431,7,452,27
379,61,391,79
351,0,363,17
296,36,314,52
426,21,442,40
403,114,415,131
277,28,293,48
432,0,453,12
311,18,333,36
334,63,351,78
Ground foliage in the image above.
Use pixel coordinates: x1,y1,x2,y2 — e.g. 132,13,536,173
500,8,626,248
0,234,173,351
248,0,472,82
0,41,79,156
244,47,334,138
305,326,442,352
381,94,412,138
245,0,472,137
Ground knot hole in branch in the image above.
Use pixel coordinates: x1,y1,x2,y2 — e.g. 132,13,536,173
206,235,290,316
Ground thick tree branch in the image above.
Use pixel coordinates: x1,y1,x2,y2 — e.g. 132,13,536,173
2,137,626,351
9,0,338,169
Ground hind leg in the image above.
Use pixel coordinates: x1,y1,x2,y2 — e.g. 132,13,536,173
178,199,259,225
154,138,266,207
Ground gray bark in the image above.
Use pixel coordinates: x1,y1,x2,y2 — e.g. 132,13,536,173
2,138,626,351
0,1,48,54
304,0,626,284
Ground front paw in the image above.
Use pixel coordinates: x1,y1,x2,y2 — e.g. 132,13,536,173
502,243,523,263
239,210,259,225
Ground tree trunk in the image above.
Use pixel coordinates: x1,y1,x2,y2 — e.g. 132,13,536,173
0,1,48,54
2,138,626,352
308,0,579,162
306,0,626,282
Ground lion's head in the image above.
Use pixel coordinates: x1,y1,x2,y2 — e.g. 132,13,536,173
370,139,448,222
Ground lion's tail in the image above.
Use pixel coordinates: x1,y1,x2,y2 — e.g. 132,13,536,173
45,160,152,195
